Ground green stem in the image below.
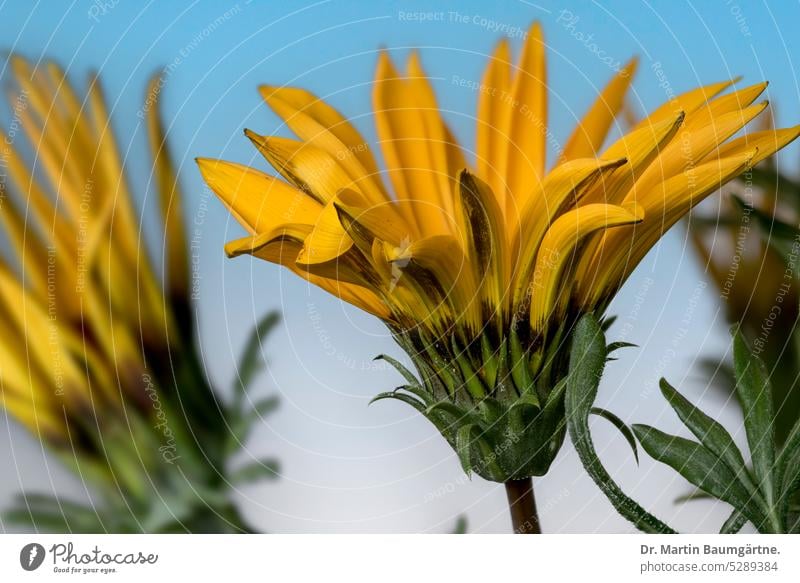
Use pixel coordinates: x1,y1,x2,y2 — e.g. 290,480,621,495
504,478,541,534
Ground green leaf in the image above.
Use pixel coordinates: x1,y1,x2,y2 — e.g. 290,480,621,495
231,458,281,484
235,311,280,394
451,515,468,534
732,328,776,505
370,391,427,414
632,424,763,527
230,395,280,445
590,407,639,464
674,489,713,504
606,341,637,355
600,315,617,332
4,494,105,533
565,313,676,533
720,509,748,534
393,384,435,407
375,354,421,387
658,378,753,490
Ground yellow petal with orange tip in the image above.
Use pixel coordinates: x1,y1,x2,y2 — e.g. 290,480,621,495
561,57,639,162
476,38,512,206
197,157,322,235
529,203,643,332
504,22,548,213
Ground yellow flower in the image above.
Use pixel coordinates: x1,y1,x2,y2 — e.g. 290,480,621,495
199,23,799,481
0,59,271,533
0,58,181,446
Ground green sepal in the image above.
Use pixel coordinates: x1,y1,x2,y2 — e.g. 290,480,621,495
374,354,422,388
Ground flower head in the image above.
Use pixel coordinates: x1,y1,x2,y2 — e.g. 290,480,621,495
0,58,277,531
199,23,799,481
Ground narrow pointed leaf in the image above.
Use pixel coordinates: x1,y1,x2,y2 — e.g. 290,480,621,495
658,378,752,489
632,424,764,527
732,329,776,504
235,311,280,393
720,509,748,534
590,407,639,463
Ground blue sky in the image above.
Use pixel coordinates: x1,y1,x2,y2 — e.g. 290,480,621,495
1,0,799,533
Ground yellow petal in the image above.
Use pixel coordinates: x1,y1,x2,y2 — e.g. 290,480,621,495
226,229,388,319
476,39,512,206
197,158,321,234
504,22,548,212
513,157,627,299
715,124,800,166
683,82,768,131
632,101,768,196
630,77,738,132
455,171,509,319
579,151,757,308
588,110,685,204
245,131,359,205
372,51,453,236
146,73,189,303
297,199,353,265
529,203,643,331
259,84,390,206
333,188,415,252
406,51,466,222
561,57,639,162
383,235,474,332
259,84,384,178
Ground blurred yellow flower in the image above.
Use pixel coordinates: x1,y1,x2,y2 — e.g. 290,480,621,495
0,59,277,532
